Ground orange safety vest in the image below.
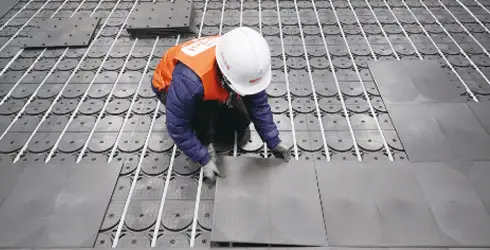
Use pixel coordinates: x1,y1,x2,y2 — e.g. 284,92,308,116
152,36,230,103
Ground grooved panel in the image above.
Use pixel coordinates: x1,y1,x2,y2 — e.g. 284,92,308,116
0,0,489,247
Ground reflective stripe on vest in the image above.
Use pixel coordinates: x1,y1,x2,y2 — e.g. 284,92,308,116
152,36,230,103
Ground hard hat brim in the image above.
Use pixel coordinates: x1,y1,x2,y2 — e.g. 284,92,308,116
225,67,272,96
216,41,272,96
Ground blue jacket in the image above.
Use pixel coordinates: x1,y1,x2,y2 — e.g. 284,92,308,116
153,62,280,166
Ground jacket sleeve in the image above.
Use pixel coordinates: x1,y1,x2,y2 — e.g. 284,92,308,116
165,63,210,166
242,90,281,149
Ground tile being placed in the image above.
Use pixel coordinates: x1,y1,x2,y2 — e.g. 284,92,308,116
316,161,490,247
21,15,100,48
211,156,327,246
0,161,122,248
387,103,490,162
368,60,465,104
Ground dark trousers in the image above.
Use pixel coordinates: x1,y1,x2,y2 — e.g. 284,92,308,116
156,90,251,148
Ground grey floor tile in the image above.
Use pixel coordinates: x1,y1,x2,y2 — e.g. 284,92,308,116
0,162,27,206
414,162,490,246
0,0,21,19
365,164,448,246
212,156,327,246
387,103,490,162
315,162,385,246
368,60,465,104
468,101,490,134
0,161,122,248
317,161,490,247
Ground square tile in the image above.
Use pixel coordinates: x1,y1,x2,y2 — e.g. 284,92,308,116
0,161,122,248
368,60,465,104
126,1,196,36
211,156,327,246
21,15,100,48
414,162,490,246
387,103,490,161
316,161,490,247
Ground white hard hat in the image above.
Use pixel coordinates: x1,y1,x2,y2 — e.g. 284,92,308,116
216,27,272,96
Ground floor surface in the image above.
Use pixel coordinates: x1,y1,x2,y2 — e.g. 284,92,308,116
0,0,489,248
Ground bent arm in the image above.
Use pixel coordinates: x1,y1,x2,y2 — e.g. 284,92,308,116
165,67,210,166
242,90,281,149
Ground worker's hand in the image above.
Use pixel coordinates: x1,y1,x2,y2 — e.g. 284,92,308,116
202,160,221,182
271,141,291,162
208,143,217,163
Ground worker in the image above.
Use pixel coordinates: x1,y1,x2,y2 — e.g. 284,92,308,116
151,27,290,181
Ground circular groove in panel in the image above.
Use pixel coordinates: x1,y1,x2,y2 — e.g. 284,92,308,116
52,99,77,115
124,203,157,232
99,203,123,231
310,57,330,69
172,154,200,176
94,71,118,84
58,132,88,153
10,58,35,71
80,58,103,71
0,133,25,153
88,133,117,153
266,82,287,97
27,133,56,153
56,59,79,71
103,58,125,71
118,133,146,153
33,58,57,71
79,99,104,115
88,84,112,99
25,99,50,115
109,47,130,58
290,83,313,97
125,58,147,71
132,98,156,115
197,201,213,231
141,153,170,176
88,48,108,58
43,48,65,58
119,71,142,84
161,200,194,232
355,130,384,152
157,232,189,248
148,132,174,152
106,99,130,115
292,97,315,113
166,176,198,200
269,97,289,114
325,131,354,152
0,100,22,115
239,132,263,152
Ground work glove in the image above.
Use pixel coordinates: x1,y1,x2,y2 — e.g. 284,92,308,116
208,143,217,163
271,141,291,162
202,160,221,182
